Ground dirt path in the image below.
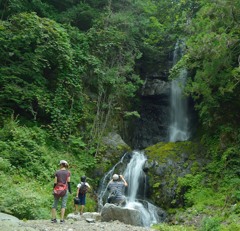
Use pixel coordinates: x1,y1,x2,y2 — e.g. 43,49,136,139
0,211,157,231
2,219,156,231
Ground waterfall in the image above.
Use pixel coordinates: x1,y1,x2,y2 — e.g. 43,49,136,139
169,40,189,142
124,151,147,202
124,151,159,227
98,150,160,227
97,152,129,211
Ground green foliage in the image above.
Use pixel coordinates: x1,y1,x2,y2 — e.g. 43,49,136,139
178,174,213,209
0,12,88,140
0,0,57,19
57,2,98,31
0,118,53,178
152,223,196,231
220,223,240,231
173,0,240,136
0,118,97,219
0,157,11,171
123,111,141,119
86,24,142,97
199,217,221,231
0,172,52,219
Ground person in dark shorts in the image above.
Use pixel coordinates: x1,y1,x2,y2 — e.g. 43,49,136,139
74,176,91,215
51,160,71,224
107,174,128,206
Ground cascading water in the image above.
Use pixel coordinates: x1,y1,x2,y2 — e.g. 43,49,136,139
169,40,190,142
98,150,160,227
123,151,159,226
97,152,129,211
124,151,147,202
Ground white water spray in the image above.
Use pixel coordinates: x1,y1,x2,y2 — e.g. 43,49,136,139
123,151,159,227
98,151,160,227
169,40,189,142
124,151,147,202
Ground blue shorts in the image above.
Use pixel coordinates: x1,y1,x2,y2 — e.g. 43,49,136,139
75,194,86,205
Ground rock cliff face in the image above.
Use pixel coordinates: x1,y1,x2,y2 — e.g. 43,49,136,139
144,141,206,209
130,75,171,149
128,75,197,149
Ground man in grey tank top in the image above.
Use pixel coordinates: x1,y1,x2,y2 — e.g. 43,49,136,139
107,174,128,206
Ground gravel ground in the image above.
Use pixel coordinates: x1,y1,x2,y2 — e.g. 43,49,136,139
1,219,157,231
0,211,157,231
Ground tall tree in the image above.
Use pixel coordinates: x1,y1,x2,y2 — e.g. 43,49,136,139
0,13,87,139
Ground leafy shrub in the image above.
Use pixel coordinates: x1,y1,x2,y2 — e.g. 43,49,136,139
199,217,220,231
0,172,51,219
152,223,196,231
220,223,240,231
0,157,11,171
0,120,54,179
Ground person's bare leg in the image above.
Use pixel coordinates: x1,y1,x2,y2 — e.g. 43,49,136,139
74,204,79,214
51,208,56,219
60,208,65,220
80,205,84,215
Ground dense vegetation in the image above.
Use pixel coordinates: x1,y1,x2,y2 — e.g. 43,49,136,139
0,0,239,230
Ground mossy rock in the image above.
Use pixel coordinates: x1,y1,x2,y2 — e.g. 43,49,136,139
144,141,206,209
145,141,199,163
90,132,131,181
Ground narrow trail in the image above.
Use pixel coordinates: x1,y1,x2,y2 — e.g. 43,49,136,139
2,219,156,231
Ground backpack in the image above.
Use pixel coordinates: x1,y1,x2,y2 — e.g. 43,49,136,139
79,182,88,195
53,183,67,198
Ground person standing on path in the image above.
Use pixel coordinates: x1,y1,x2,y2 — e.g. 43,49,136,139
51,160,71,223
74,176,91,215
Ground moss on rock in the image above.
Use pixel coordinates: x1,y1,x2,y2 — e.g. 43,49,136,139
144,141,205,209
90,132,131,182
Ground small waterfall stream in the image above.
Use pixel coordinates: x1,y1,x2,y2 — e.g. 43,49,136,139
98,150,160,227
124,151,147,202
169,40,190,142
124,151,159,226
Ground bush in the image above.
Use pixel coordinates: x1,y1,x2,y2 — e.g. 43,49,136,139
152,223,196,231
220,223,240,231
0,173,52,219
199,217,220,231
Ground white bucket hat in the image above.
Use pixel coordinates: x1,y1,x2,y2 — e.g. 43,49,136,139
112,174,119,180
59,160,68,165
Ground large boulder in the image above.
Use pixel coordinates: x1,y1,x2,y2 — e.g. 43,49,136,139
90,132,131,186
0,212,20,222
0,213,34,231
101,203,143,226
141,79,170,96
144,141,206,208
102,132,129,149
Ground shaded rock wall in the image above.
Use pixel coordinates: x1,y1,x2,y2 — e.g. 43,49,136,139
130,76,171,149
